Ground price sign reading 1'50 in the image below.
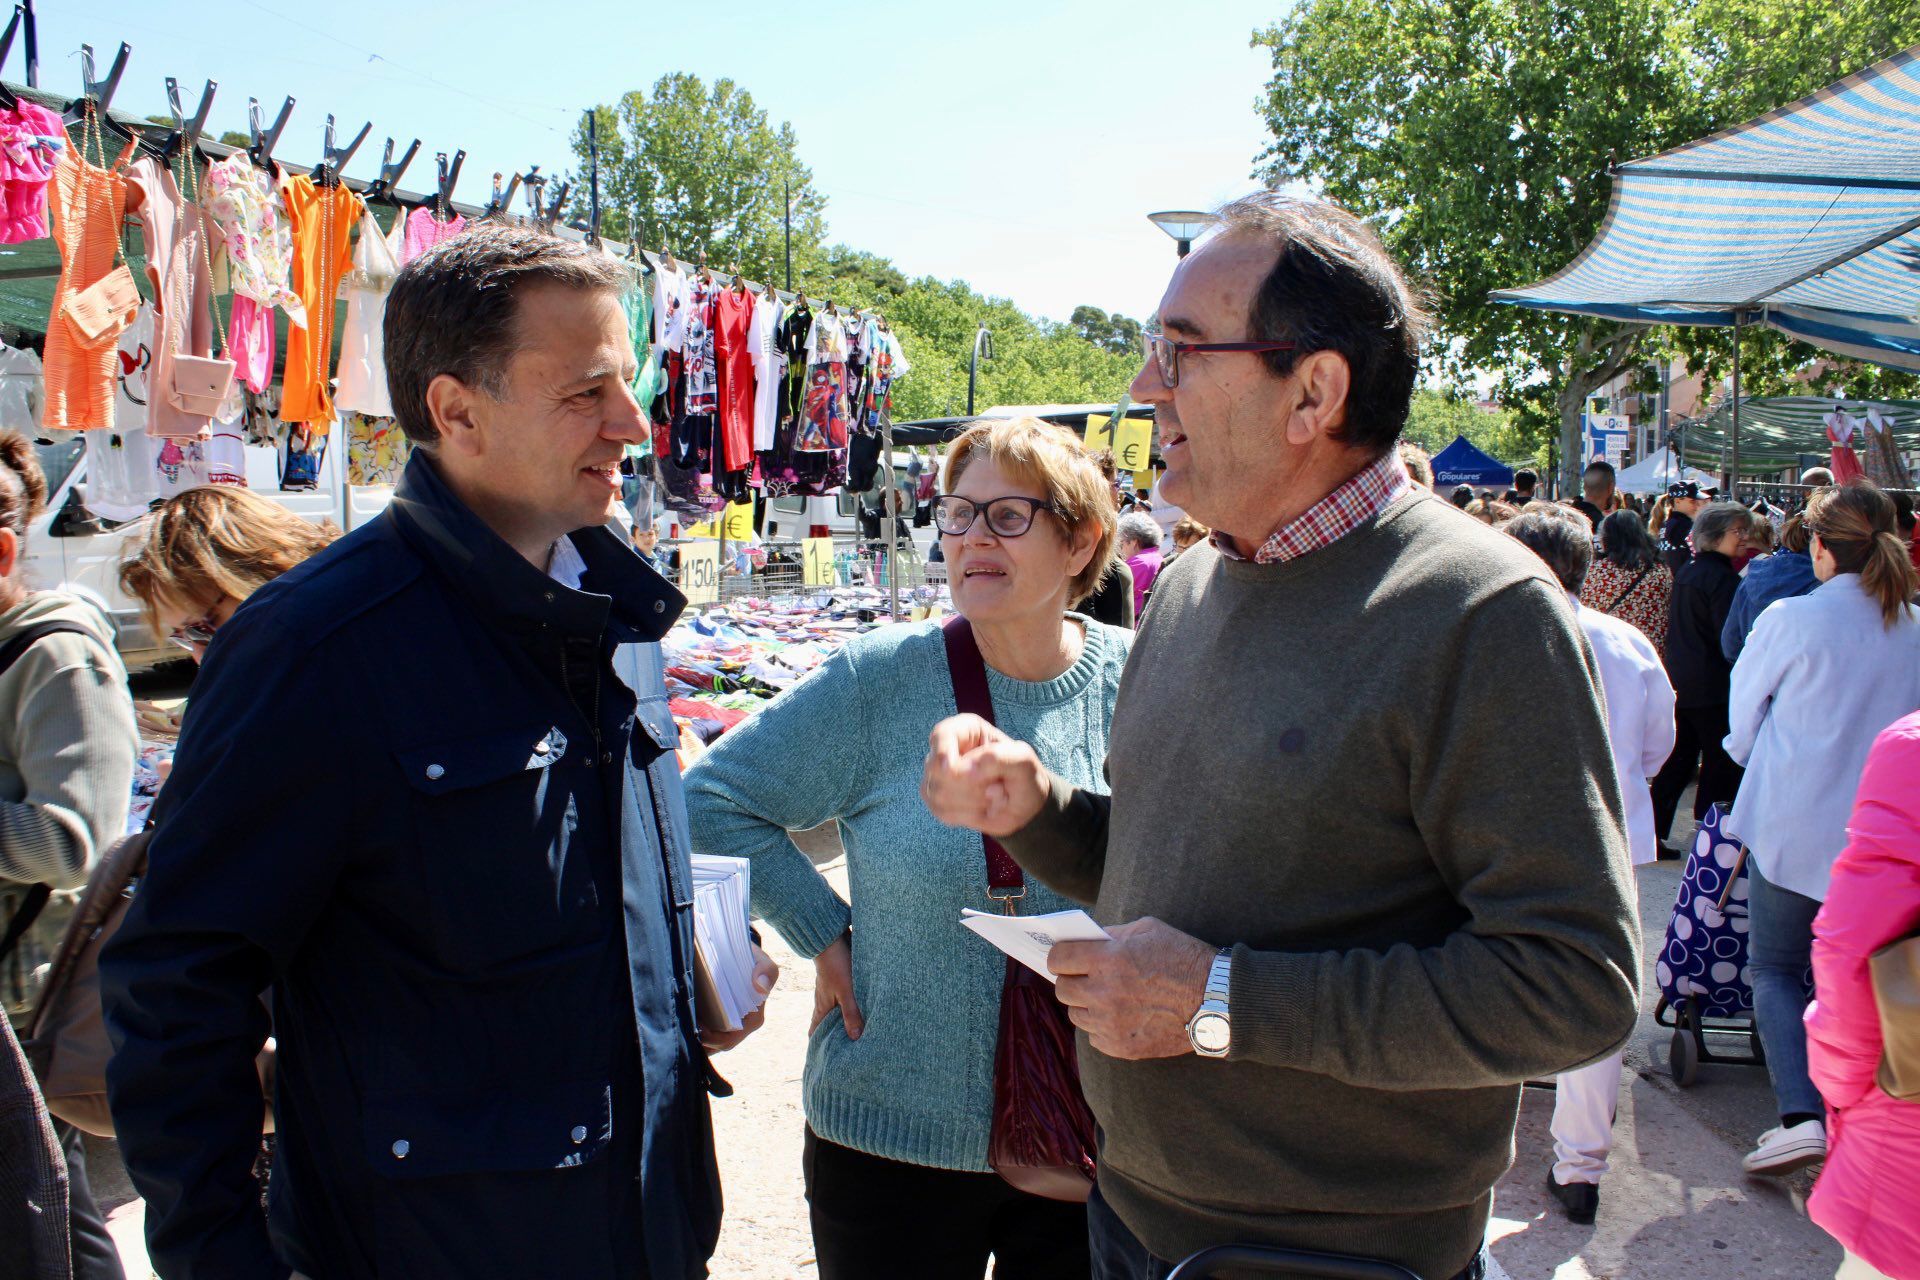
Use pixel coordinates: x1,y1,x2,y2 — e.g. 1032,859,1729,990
681,542,720,605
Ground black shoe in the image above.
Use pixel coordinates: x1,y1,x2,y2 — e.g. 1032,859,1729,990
1547,1170,1598,1224
1657,842,1686,861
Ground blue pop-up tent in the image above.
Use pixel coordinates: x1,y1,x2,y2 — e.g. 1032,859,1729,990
1429,436,1515,487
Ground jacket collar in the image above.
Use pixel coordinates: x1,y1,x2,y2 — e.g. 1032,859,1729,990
385,451,684,643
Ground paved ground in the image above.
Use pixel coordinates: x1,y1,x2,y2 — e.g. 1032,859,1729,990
90,820,1841,1280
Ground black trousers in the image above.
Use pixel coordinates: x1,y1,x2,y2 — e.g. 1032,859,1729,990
1649,701,1746,847
1087,1183,1486,1280
803,1127,1090,1280
58,1122,127,1280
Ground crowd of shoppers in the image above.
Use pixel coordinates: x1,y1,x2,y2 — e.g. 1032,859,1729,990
6,200,1920,1280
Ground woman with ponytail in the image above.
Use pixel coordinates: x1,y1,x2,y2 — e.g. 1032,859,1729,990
1725,481,1920,1178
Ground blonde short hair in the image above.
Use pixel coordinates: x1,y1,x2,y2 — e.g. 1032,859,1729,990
120,487,340,632
943,418,1117,608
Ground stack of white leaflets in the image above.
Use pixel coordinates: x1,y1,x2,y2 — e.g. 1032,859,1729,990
692,854,764,1032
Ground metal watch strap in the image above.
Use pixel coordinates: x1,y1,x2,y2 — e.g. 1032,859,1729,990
1203,948,1232,1002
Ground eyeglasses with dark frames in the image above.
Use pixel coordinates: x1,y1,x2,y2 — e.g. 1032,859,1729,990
932,495,1060,539
167,615,221,652
1143,332,1297,388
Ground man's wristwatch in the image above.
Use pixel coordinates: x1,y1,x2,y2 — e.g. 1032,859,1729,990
1185,948,1233,1058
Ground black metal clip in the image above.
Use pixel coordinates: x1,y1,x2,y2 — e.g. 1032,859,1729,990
312,113,371,186
248,95,294,169
158,76,216,160
62,41,130,126
364,136,420,203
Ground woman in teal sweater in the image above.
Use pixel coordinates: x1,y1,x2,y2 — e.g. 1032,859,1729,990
685,418,1129,1280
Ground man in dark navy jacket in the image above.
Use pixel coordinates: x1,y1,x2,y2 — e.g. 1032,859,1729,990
101,224,774,1280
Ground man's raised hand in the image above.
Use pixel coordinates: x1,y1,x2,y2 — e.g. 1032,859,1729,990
921,713,1053,837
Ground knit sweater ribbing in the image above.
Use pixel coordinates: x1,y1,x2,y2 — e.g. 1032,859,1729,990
683,615,1129,1171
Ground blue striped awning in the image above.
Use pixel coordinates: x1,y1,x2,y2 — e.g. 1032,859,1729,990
1493,46,1920,371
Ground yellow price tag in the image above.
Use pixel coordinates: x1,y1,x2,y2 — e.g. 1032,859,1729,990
1113,417,1152,472
803,537,836,586
1083,413,1118,450
679,541,720,606
686,502,754,541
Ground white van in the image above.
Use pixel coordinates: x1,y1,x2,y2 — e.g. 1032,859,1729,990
760,450,933,556
21,434,378,669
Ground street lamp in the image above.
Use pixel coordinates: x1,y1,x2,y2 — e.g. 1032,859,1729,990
1147,210,1216,257
967,325,994,416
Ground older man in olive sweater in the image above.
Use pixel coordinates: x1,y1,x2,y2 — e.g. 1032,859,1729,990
925,195,1640,1280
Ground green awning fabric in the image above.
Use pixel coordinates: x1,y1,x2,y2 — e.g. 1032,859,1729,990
1675,396,1920,473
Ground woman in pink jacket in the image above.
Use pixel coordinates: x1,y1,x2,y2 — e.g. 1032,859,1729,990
1807,711,1920,1280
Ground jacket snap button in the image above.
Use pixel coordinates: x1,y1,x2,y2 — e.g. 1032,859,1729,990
424,764,445,781
392,1139,410,1159
544,591,556,603
653,599,665,613
533,741,551,755
571,1125,588,1144
602,752,613,766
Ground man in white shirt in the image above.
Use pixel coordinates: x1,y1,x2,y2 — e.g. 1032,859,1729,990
1504,509,1676,1224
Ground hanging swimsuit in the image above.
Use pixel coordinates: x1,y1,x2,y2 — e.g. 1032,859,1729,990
335,206,402,417
280,173,364,426
0,100,65,244
126,154,225,439
714,286,756,475
205,154,304,395
42,121,138,431
402,206,466,263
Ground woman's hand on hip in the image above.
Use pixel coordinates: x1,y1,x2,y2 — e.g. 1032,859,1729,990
811,932,864,1040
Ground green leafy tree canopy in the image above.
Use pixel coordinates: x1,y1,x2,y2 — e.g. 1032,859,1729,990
1251,0,1920,483
569,73,829,287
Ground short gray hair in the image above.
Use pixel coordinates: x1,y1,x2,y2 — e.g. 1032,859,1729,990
1116,511,1161,548
1691,502,1751,553
1504,511,1593,594
384,222,633,448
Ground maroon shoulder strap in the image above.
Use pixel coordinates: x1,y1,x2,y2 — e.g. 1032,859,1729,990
940,616,1023,892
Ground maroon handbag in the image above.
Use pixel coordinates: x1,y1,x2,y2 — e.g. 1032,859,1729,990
941,616,1098,1202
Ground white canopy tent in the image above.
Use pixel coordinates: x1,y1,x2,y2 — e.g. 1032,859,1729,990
1614,448,1716,495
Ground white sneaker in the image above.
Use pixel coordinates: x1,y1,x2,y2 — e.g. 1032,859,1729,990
1742,1119,1827,1175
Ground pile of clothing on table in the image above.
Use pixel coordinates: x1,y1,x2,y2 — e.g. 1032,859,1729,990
663,588,946,759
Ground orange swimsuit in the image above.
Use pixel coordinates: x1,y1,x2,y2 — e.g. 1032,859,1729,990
279,173,364,427
41,130,139,431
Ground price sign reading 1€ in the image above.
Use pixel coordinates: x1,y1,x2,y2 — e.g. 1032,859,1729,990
1112,416,1153,473
680,541,720,606
802,537,836,586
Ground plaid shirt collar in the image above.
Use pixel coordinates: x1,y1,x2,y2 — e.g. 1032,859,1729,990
1212,450,1414,564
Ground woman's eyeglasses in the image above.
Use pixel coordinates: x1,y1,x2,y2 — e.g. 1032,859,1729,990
1143,332,1297,389
167,615,220,651
933,495,1059,539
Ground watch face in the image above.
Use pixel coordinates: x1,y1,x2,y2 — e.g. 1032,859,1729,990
1192,1012,1230,1055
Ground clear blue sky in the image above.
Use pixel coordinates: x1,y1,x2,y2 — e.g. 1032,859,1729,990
34,0,1289,324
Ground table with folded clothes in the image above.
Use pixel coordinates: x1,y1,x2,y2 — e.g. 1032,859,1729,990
664,587,947,761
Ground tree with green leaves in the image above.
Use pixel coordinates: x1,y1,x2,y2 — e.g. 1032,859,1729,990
1068,306,1145,357
1251,0,1920,487
569,74,828,286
